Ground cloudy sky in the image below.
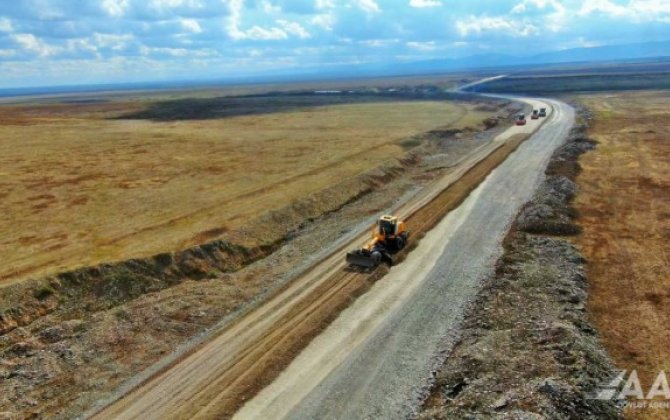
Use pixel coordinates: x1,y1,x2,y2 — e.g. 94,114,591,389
0,0,669,88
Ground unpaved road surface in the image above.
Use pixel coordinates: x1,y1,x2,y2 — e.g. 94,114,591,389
92,97,560,420
451,75,507,92
235,98,574,419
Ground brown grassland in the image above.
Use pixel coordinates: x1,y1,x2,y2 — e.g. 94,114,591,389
575,90,670,419
0,97,488,285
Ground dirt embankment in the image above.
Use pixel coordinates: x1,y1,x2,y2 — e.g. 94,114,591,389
0,100,518,418
0,149,417,418
0,155,419,338
420,113,622,419
0,98,517,339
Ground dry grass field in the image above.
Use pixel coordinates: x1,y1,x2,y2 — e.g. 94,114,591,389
0,96,489,285
575,91,670,420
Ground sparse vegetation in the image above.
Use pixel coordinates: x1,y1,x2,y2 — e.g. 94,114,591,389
574,90,670,420
0,94,494,285
472,71,670,95
33,284,55,300
399,138,423,149
118,94,392,121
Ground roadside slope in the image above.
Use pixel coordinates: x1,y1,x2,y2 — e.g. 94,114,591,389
91,100,549,419
236,99,573,419
420,114,621,419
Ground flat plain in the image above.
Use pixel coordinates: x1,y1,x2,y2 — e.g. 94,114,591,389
0,94,489,286
0,81,512,418
575,90,670,420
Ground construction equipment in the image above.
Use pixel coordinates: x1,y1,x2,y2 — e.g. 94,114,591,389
531,109,539,119
346,215,409,269
539,107,547,117
516,114,527,126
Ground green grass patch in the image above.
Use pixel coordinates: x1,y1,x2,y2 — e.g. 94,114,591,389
400,138,423,149
34,284,55,300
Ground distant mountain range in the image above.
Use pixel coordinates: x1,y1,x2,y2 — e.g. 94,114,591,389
331,40,670,78
2,40,670,97
223,40,670,83
531,40,670,64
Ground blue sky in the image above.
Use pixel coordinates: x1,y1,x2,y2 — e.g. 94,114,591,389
0,0,669,87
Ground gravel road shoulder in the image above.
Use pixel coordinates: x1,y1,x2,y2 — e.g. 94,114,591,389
235,99,575,419
420,111,623,419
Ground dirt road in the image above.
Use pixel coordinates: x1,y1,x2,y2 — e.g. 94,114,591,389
451,75,507,92
91,97,559,420
234,98,574,419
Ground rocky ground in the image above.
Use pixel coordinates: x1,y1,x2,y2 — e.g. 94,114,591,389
0,100,521,419
420,111,623,419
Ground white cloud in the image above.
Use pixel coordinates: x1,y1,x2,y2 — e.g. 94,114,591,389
510,0,567,31
578,0,670,21
406,40,437,50
0,49,16,58
0,17,13,33
563,36,603,49
93,33,134,50
578,0,631,17
12,33,61,57
141,46,217,57
277,20,311,38
101,0,130,17
66,38,99,57
361,38,399,47
353,0,381,14
311,13,336,30
260,0,281,13
316,0,336,10
226,0,245,39
456,15,540,37
512,0,564,13
180,18,202,33
457,0,567,36
227,0,309,41
243,26,288,40
226,0,276,40
149,0,204,10
511,3,527,13
409,0,441,8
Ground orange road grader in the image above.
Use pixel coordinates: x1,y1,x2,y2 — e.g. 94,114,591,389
346,215,409,269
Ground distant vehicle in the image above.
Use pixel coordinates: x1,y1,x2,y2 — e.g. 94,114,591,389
539,108,547,117
531,109,539,119
516,114,527,126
